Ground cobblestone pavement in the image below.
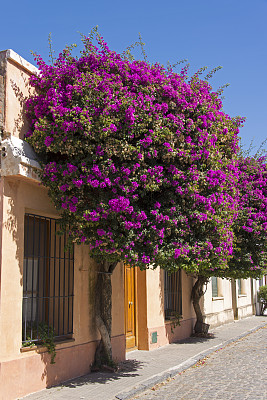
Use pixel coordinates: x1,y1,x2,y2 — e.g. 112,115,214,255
133,326,267,400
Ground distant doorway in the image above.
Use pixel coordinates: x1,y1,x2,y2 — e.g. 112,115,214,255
124,265,137,350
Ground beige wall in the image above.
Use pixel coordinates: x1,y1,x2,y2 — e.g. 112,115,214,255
137,268,195,350
203,277,254,327
4,51,36,139
146,268,164,329
235,278,253,319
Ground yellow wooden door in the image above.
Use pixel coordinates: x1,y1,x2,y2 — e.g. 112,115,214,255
124,265,136,350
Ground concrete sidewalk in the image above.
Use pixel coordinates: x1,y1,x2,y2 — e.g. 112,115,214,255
22,315,267,400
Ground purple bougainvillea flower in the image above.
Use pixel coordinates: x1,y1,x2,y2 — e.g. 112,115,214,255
97,229,106,236
60,184,69,192
44,136,54,147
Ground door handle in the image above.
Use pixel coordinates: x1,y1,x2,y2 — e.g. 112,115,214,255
129,301,133,306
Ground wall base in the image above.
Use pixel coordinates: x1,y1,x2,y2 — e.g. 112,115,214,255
236,304,253,320
145,318,195,350
204,308,235,328
0,335,125,400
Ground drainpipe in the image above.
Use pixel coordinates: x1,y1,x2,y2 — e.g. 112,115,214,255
0,52,6,138
231,278,238,320
0,50,7,326
250,278,256,315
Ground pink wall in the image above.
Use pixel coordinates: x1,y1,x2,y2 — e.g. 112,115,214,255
0,335,125,400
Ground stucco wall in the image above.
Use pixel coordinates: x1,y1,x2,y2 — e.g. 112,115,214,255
4,50,37,139
235,278,254,319
0,50,125,399
0,175,125,399
146,268,164,329
0,52,5,132
203,277,254,327
204,278,233,326
142,268,195,350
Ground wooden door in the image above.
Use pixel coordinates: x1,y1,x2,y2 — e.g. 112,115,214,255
124,265,136,350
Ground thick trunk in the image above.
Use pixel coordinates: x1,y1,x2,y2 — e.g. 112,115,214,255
191,275,210,334
94,261,117,368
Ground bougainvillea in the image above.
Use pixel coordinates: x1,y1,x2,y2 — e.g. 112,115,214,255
25,35,244,280
190,153,267,333
229,156,267,278
25,32,267,350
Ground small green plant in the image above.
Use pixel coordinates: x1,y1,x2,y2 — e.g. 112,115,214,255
258,285,267,315
21,337,36,348
22,323,56,363
38,323,56,364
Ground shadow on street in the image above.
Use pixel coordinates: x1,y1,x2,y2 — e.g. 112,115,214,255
57,359,146,389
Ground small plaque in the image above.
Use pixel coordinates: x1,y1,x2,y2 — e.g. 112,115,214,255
151,331,157,344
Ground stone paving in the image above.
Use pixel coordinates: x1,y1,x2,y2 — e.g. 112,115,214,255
133,325,267,400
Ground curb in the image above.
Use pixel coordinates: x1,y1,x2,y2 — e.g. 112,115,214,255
115,321,267,400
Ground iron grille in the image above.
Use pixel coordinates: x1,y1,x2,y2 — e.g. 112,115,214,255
237,279,242,295
211,276,218,297
22,213,74,344
164,269,182,319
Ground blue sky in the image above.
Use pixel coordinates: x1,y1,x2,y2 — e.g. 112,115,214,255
1,0,267,151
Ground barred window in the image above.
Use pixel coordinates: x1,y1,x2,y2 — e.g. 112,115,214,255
237,279,246,296
164,270,182,320
211,277,218,297
22,213,74,344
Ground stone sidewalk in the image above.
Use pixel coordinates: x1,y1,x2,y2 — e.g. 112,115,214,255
22,315,267,400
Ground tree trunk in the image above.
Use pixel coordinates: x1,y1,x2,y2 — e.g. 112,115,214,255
191,275,210,334
94,261,117,368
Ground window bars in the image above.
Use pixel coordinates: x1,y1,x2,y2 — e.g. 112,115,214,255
237,279,242,295
164,269,182,319
22,213,74,344
211,276,218,297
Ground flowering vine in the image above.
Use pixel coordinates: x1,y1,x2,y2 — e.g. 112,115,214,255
24,30,267,344
228,156,267,278
25,34,246,279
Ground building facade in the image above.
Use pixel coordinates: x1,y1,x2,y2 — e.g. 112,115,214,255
0,50,258,400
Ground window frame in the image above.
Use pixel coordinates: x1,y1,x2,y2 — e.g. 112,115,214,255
211,277,224,300
211,276,218,298
22,213,74,345
237,278,246,296
164,269,182,320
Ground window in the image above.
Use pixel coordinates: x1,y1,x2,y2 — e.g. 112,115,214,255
237,279,246,296
22,213,74,344
211,277,218,297
237,279,242,295
164,270,182,319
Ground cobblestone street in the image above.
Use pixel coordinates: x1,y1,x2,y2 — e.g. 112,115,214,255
134,326,267,400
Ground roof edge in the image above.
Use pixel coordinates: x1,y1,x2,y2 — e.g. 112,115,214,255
0,49,38,75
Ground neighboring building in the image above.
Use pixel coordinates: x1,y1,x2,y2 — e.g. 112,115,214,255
203,277,256,326
0,50,258,400
255,275,267,315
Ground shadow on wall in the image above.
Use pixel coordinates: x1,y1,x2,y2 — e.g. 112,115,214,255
3,181,23,283
10,78,29,139
38,340,96,389
159,268,164,316
9,56,34,139
159,269,180,344
163,272,197,344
